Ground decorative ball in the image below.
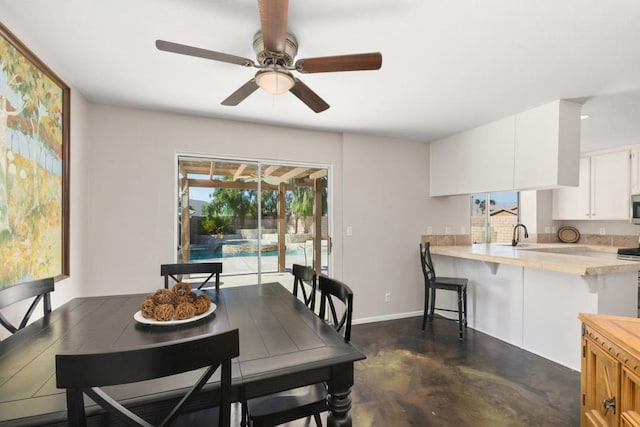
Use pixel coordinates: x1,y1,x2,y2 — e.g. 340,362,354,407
175,302,196,320
140,298,155,319
154,303,175,321
193,294,211,315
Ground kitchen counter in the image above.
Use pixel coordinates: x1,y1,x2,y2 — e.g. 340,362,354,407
429,243,640,276
423,242,639,370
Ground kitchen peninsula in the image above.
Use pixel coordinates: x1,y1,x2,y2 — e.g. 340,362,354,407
426,242,640,370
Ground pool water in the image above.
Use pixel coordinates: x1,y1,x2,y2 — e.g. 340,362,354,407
190,246,325,260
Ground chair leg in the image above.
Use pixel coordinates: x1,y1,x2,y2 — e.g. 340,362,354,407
313,412,323,426
422,285,429,331
429,288,436,322
457,288,464,339
463,287,468,328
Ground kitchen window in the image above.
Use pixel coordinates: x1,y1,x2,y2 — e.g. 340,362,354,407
471,192,519,244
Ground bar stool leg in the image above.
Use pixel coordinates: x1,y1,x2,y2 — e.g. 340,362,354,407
463,286,468,328
429,288,437,322
422,284,430,331
457,288,464,339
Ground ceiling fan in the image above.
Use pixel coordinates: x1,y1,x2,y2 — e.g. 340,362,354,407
155,0,382,113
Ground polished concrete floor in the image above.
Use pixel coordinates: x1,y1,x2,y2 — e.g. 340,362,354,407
244,315,581,427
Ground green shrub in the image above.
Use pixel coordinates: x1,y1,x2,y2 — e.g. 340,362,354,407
201,216,234,235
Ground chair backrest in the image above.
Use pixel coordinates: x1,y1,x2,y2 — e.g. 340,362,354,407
161,262,222,291
318,275,353,342
56,329,239,427
0,277,54,334
292,264,317,310
419,242,436,283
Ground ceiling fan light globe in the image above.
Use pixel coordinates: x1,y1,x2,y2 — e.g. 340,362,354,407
256,71,295,95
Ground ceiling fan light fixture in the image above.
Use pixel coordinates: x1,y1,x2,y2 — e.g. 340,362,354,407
255,70,295,95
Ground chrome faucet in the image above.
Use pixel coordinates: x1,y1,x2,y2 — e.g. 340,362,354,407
512,224,529,246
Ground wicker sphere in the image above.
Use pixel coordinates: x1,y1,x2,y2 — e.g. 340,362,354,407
175,302,196,320
193,294,211,315
140,298,156,319
152,289,176,306
153,303,175,321
172,282,192,297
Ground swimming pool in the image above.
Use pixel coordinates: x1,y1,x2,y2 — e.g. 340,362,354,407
190,241,325,260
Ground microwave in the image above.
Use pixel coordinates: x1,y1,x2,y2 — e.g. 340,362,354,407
632,195,640,224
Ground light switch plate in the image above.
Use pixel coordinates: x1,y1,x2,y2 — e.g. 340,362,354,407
346,226,353,236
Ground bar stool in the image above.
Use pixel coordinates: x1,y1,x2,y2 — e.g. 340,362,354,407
419,242,468,339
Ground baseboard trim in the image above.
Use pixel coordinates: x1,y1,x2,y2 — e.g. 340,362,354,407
353,310,423,325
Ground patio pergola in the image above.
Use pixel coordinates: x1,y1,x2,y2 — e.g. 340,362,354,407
178,159,328,274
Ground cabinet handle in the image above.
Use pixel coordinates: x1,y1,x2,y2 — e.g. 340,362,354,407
603,396,616,415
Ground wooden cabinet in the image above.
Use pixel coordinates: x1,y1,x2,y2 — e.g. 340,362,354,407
553,150,630,220
580,313,640,427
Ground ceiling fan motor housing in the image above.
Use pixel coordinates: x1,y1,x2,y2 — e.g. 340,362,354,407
253,31,298,67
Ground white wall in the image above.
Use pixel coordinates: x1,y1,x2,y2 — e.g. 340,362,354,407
82,104,469,323
342,133,469,322
86,104,344,296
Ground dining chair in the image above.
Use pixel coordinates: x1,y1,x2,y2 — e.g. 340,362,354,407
0,277,54,335
161,262,223,291
292,263,317,311
56,329,239,427
245,275,353,427
419,241,468,339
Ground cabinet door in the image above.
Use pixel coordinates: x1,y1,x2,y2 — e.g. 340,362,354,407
621,368,640,426
591,150,630,220
552,156,591,220
583,340,620,427
631,149,640,196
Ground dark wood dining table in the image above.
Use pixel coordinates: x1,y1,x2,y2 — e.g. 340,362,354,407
0,282,365,427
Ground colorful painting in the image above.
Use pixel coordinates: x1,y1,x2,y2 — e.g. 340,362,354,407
0,23,69,289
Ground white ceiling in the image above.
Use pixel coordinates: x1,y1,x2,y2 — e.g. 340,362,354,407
1,0,640,144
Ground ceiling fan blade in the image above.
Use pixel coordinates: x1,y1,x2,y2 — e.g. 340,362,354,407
258,0,288,52
156,40,256,67
221,79,260,106
295,52,382,73
290,79,330,113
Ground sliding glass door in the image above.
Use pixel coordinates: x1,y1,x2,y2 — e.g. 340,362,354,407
177,156,329,288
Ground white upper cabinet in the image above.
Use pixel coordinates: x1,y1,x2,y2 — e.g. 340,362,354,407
552,150,630,220
631,148,640,195
430,100,581,197
590,150,630,220
513,100,581,190
430,117,515,196
552,157,591,220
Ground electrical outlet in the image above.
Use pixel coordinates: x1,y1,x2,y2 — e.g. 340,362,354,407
427,226,433,234
385,292,391,303
445,226,451,235
600,228,606,235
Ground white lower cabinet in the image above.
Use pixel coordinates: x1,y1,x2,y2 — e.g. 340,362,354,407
553,150,630,220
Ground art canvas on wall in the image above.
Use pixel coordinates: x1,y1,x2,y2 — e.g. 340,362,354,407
0,23,69,289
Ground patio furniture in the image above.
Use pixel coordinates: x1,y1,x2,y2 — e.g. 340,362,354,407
0,277,54,335
161,262,222,290
246,275,354,427
419,242,468,339
56,330,239,427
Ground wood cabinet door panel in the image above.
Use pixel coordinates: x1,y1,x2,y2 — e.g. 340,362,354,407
584,341,620,427
622,369,640,419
